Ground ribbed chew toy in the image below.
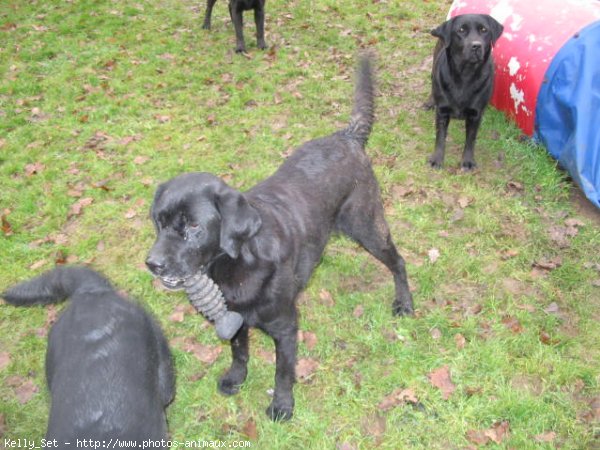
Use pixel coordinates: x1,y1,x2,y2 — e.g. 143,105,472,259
183,271,243,340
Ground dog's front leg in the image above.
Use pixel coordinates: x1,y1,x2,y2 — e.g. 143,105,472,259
202,0,218,30
266,326,297,421
254,5,266,50
462,114,482,171
218,325,249,395
230,6,246,53
428,109,450,169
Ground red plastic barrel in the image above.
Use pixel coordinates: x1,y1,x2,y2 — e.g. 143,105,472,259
448,0,600,135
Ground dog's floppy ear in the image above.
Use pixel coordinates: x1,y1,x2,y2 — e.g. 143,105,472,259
484,15,504,45
215,181,262,259
431,18,454,47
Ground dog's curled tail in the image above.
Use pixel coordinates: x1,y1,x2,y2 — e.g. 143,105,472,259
345,53,375,146
2,266,113,306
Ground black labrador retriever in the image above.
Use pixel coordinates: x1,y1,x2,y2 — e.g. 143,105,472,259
146,55,413,421
426,14,503,170
2,266,175,442
202,0,266,53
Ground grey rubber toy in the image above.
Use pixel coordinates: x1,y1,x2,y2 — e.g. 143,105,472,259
183,272,243,340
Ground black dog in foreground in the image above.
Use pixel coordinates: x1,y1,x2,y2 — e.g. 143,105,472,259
202,0,266,53
426,14,503,170
2,266,175,442
146,55,413,421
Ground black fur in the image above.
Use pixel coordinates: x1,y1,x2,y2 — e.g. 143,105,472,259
2,266,175,442
426,14,503,170
202,0,266,53
146,55,413,421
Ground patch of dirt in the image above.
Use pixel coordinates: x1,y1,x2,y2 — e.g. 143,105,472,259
570,186,600,227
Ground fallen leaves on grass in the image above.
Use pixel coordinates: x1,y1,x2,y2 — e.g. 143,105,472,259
6,375,39,404
454,333,466,349
298,330,318,351
171,337,222,365
466,421,510,446
296,358,319,382
0,352,10,371
501,315,523,334
361,413,386,445
24,162,45,177
377,387,418,411
428,365,455,399
534,431,556,443
242,418,258,441
352,304,364,318
319,289,335,307
68,197,94,218
1,212,13,236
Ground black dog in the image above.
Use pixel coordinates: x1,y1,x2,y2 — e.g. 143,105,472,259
2,266,175,442
426,14,503,170
146,55,413,421
202,0,266,53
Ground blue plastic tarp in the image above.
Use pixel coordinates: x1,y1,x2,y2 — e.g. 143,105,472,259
535,20,600,208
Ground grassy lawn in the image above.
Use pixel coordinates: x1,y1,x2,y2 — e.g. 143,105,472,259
1,0,599,448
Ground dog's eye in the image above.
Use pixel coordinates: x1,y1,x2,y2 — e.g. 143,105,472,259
480,26,488,33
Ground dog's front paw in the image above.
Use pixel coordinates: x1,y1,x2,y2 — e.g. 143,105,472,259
393,301,414,317
266,401,294,422
218,370,246,396
461,160,477,171
202,22,211,30
427,155,443,169
235,45,247,54
257,40,267,50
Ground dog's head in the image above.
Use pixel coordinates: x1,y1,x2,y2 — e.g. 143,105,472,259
146,172,262,290
432,14,503,64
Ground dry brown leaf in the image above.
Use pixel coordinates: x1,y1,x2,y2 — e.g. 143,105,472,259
430,328,442,340
255,347,276,364
377,387,419,411
361,413,386,445
534,431,556,442
319,289,335,307
299,330,318,351
1,214,13,236
428,365,455,400
466,429,489,445
454,333,466,349
296,358,319,381
24,162,45,177
68,197,93,217
0,352,10,371
242,418,258,441
502,315,523,334
485,421,510,444
352,304,364,318
174,337,222,365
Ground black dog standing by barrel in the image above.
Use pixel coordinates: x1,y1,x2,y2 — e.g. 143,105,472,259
426,14,504,170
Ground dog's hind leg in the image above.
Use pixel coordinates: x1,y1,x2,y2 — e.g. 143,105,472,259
218,325,250,395
202,0,218,30
336,187,414,316
229,4,246,52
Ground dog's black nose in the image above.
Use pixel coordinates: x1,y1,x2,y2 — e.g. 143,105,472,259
472,42,482,51
145,256,166,275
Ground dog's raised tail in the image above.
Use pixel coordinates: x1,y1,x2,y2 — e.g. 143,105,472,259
2,266,112,306
345,53,375,146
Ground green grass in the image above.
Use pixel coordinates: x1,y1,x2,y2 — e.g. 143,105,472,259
1,0,599,448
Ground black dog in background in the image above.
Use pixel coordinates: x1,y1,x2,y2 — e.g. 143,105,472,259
146,55,413,421
426,14,503,170
202,0,266,53
2,266,175,443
